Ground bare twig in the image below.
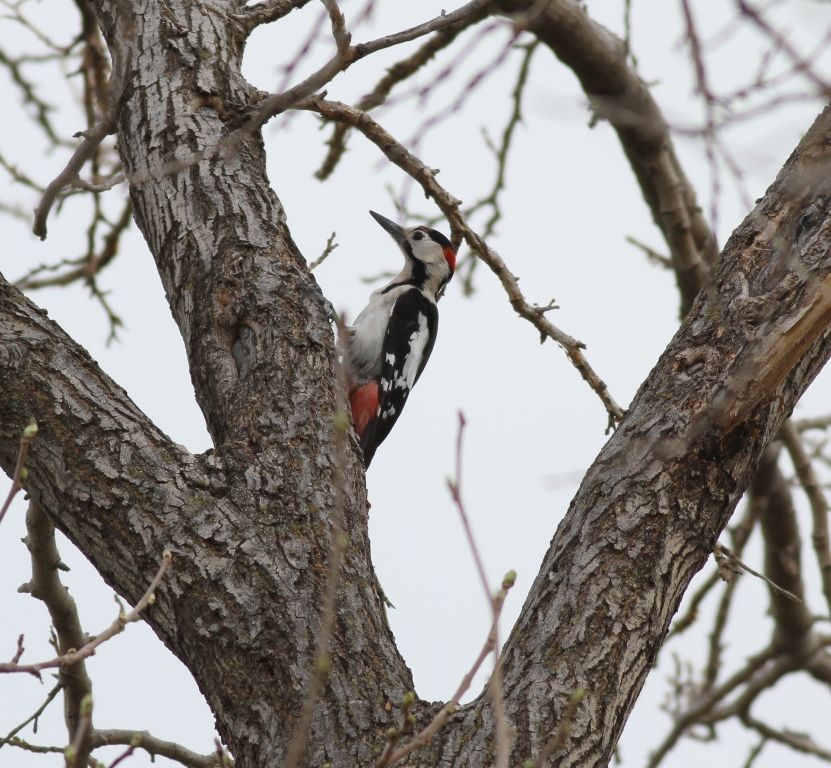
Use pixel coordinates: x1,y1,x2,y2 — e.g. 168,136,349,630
741,711,831,762
374,571,516,768
625,236,673,270
298,96,624,426
713,543,802,604
0,551,173,676
0,420,38,526
444,411,514,768
91,731,232,768
18,201,132,291
457,40,538,293
315,13,492,180
0,681,63,750
781,421,831,616
308,231,338,271
64,694,92,768
32,117,117,240
735,0,831,96
243,0,498,135
105,743,137,768
525,687,586,767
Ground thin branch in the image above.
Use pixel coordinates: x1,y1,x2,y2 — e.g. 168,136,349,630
0,681,63,750
242,0,498,134
105,743,136,768
18,201,132,291
64,694,92,768
297,96,625,426
0,551,173,676
456,40,538,293
32,117,117,240
0,420,38,526
22,500,94,762
741,711,831,762
781,421,831,616
644,645,780,768
308,231,338,271
315,13,491,180
626,236,673,270
446,411,512,767
525,688,585,768
735,0,831,96
714,543,802,604
374,572,516,768
238,0,312,34
5,737,65,755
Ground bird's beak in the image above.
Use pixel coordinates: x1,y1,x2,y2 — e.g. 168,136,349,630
369,210,407,250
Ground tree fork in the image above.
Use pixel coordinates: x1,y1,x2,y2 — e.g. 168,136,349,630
3,0,831,765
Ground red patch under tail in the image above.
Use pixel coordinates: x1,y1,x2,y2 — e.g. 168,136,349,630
349,380,379,438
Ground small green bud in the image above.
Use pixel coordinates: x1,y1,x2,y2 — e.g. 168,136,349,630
571,687,586,703
19,467,28,481
401,691,416,708
407,714,417,726
387,727,397,739
522,761,535,768
130,733,142,747
321,763,332,768
80,693,93,716
23,420,38,438
502,570,517,589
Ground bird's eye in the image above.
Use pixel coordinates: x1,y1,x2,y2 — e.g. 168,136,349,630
412,231,424,241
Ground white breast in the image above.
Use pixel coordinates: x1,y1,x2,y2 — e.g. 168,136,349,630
347,285,409,384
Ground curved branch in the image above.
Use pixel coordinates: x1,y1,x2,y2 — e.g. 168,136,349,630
299,96,625,425
499,0,716,315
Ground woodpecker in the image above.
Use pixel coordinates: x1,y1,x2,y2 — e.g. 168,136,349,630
345,211,456,467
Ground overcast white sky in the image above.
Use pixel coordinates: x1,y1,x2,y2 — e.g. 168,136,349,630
2,1,831,766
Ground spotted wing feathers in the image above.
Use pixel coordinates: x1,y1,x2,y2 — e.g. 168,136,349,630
359,289,438,467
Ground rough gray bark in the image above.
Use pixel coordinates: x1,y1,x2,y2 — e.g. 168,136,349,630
4,1,831,767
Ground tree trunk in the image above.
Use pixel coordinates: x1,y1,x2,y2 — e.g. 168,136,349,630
3,1,831,765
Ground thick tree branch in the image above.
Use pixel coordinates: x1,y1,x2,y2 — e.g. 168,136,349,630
21,500,93,763
499,0,716,315
91,730,227,768
7,2,831,767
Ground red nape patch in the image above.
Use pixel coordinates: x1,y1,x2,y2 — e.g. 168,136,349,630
349,381,379,437
443,246,457,272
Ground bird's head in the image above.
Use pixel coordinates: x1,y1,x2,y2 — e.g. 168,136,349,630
369,210,455,296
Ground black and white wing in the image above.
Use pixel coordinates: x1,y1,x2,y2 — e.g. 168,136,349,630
360,289,438,467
